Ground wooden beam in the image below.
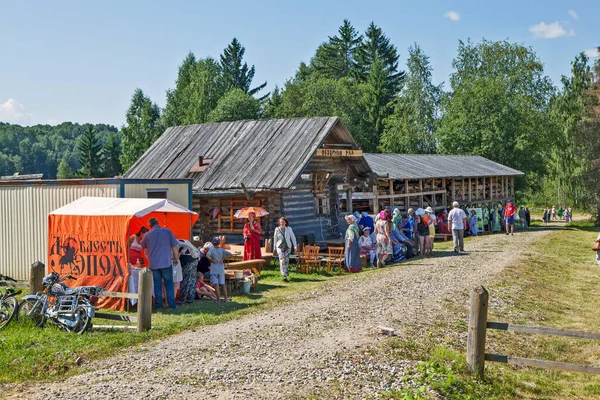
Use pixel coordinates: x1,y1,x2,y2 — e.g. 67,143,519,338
95,313,138,323
405,179,409,194
346,189,353,214
442,178,447,208
461,179,465,201
511,177,515,197
389,180,394,207
487,321,600,340
483,177,487,201
485,354,600,375
451,179,455,203
419,179,423,208
468,177,472,202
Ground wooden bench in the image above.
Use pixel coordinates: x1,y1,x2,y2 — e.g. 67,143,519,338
434,233,453,242
226,259,266,276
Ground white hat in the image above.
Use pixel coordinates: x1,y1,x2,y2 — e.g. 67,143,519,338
425,206,434,213
415,208,425,216
452,201,460,207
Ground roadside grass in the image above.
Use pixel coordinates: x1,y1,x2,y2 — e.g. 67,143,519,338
378,219,600,399
0,268,333,384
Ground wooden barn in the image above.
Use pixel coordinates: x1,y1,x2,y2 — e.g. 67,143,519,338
346,154,524,214
124,117,374,243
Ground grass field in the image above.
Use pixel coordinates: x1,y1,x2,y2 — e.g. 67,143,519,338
379,219,600,399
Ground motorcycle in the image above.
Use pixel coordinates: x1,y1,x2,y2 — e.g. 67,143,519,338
0,274,21,329
19,272,104,334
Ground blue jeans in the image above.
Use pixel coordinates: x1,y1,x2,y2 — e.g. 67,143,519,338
152,266,176,309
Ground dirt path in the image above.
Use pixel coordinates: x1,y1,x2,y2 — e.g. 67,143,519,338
5,227,559,399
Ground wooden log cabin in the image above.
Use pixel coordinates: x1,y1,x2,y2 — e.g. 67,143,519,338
346,154,524,214
124,117,374,243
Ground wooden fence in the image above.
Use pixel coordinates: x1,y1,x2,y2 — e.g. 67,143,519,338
25,262,152,334
467,285,600,377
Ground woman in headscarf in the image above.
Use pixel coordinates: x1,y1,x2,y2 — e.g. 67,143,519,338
392,208,402,230
470,209,479,236
375,210,392,267
344,215,362,272
358,226,376,268
243,212,263,260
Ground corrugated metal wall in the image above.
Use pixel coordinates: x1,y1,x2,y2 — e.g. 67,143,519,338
0,184,118,280
123,183,190,208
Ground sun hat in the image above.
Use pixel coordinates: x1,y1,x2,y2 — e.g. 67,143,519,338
378,210,387,220
425,206,434,213
211,237,221,245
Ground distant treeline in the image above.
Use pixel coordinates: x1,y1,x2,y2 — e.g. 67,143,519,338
2,19,599,210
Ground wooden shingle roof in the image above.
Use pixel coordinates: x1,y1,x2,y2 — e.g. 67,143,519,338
125,117,361,193
364,154,523,180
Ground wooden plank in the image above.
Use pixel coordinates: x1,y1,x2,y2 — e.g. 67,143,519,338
95,312,138,323
315,148,363,157
101,291,138,300
461,179,465,201
451,179,455,203
468,177,472,202
485,354,600,375
93,325,138,331
487,321,600,340
483,177,487,201
419,179,423,207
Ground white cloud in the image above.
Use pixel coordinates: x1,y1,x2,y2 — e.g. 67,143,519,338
585,48,600,59
529,21,574,39
568,10,578,20
444,11,460,22
0,99,33,125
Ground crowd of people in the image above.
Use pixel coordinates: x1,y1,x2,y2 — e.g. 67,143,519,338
542,206,573,225
127,212,270,311
341,200,532,271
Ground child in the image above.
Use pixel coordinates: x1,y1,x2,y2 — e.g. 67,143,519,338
195,279,218,300
206,237,231,304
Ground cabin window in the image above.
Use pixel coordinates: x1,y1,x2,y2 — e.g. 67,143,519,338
217,199,261,233
147,189,168,199
315,195,329,216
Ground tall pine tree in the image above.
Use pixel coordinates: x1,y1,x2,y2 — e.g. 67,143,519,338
101,131,122,177
77,125,103,177
220,38,267,98
311,19,362,80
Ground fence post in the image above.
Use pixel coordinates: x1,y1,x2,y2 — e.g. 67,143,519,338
29,261,45,295
467,285,489,378
137,268,152,334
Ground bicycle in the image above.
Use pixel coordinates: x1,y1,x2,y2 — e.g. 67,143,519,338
0,274,21,329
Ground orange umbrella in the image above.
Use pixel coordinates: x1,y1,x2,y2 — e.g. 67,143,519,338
234,207,269,219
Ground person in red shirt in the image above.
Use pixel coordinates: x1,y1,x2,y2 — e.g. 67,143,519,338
504,200,517,236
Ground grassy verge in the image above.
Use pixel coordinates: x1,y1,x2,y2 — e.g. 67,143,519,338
377,220,600,399
0,267,335,384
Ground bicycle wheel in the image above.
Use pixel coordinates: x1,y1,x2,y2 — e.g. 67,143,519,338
18,298,46,328
0,296,18,329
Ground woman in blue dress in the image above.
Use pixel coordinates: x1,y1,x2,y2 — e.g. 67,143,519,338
344,215,362,272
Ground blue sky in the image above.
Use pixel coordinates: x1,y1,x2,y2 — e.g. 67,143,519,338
0,0,598,127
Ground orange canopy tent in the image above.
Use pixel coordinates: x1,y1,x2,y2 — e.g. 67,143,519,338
48,197,199,310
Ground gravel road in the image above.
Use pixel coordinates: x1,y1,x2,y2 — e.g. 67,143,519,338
5,228,554,400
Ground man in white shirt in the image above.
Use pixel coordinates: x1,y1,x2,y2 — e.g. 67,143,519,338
447,201,467,253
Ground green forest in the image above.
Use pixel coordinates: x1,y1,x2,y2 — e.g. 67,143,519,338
1,20,599,210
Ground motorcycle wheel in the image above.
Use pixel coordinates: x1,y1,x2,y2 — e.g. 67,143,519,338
18,298,46,328
65,306,92,334
0,296,18,329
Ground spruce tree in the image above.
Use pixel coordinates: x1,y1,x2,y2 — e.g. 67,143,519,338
76,125,103,178
101,131,122,177
220,38,267,98
312,19,362,79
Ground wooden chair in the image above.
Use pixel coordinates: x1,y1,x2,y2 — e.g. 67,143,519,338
303,245,321,274
327,247,344,274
